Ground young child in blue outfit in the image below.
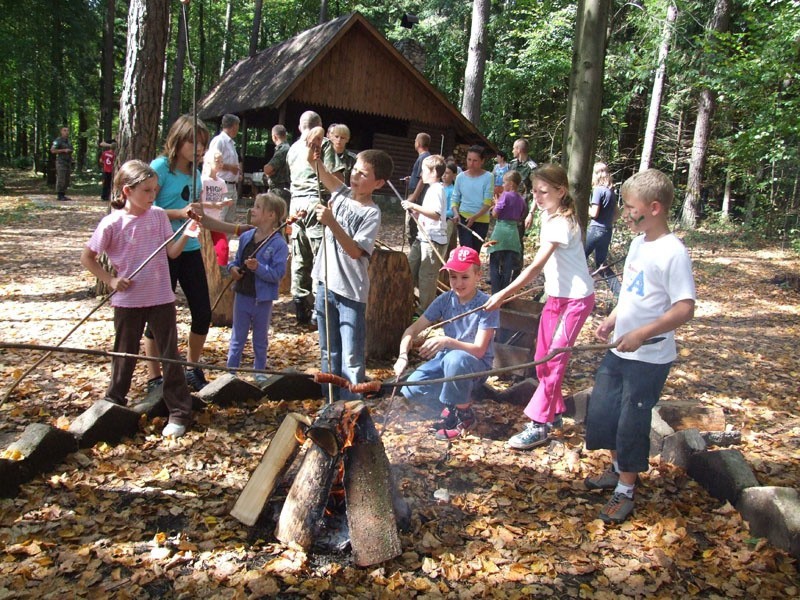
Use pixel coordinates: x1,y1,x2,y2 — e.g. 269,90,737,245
306,127,394,400
584,168,695,524
226,193,289,383
394,246,499,441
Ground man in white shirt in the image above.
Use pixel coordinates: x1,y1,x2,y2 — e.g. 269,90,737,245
206,114,241,222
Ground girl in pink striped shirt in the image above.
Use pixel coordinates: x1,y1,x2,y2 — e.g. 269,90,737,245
81,160,196,438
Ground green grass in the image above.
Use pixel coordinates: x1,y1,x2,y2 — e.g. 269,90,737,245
0,200,46,225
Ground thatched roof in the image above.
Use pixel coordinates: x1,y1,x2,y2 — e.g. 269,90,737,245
198,12,492,148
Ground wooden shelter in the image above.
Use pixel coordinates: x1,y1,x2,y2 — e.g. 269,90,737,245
198,12,495,186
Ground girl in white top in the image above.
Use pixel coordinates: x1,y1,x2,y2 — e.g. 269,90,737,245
485,163,595,449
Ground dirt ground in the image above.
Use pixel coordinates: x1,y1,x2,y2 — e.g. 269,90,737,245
1,168,799,598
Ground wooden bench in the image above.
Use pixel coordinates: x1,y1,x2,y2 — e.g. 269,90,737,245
493,297,543,379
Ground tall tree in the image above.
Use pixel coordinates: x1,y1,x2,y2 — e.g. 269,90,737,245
99,0,115,144
639,2,677,172
117,0,170,166
220,0,234,77
562,0,611,231
249,0,263,56
167,5,188,129
681,0,731,229
461,0,490,125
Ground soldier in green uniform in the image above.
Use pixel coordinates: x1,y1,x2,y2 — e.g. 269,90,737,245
50,126,73,201
263,124,291,204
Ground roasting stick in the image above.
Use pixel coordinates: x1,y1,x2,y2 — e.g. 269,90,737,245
1,217,196,405
424,287,543,333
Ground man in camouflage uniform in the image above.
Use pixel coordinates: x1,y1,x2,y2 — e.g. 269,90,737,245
263,124,291,205
50,127,73,201
287,111,336,325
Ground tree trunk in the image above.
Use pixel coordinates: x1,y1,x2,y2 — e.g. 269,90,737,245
201,228,234,327
365,248,414,360
196,0,205,98
77,108,88,173
249,0,264,57
117,0,170,166
220,0,233,77
460,0,490,125
721,169,731,218
640,2,677,172
672,107,685,179
99,0,115,145
319,0,329,24
167,5,187,130
563,0,611,233
681,0,731,230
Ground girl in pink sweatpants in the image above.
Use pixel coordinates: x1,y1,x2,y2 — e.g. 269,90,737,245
485,163,595,449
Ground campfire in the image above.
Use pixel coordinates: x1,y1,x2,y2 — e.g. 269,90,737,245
230,401,407,567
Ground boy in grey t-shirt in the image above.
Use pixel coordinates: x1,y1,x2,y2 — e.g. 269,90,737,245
307,129,394,400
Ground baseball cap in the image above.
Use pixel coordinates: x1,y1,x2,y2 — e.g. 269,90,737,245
440,246,481,272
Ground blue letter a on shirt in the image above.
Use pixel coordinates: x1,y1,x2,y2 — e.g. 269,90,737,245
627,271,645,296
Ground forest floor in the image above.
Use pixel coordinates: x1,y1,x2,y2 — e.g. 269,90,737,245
0,166,799,599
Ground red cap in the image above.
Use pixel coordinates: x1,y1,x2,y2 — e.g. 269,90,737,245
440,246,481,272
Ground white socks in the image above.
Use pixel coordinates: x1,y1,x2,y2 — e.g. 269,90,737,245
614,481,635,499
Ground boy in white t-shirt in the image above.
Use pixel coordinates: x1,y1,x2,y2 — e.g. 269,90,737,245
202,151,235,266
584,168,696,524
402,154,448,312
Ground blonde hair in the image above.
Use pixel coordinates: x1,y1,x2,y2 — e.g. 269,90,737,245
422,154,446,178
201,151,223,178
532,163,577,225
621,168,674,211
329,123,350,139
163,115,210,172
111,160,157,209
592,162,613,188
254,192,287,224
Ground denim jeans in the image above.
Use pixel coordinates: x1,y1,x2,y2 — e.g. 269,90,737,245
315,284,366,400
585,224,620,295
401,349,490,406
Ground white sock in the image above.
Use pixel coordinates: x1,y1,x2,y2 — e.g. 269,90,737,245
614,481,635,499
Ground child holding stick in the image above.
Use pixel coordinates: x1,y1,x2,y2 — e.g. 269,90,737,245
395,246,499,441
81,160,196,438
226,193,289,383
485,163,595,449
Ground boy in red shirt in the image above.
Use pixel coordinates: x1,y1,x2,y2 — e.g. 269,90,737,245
99,140,116,202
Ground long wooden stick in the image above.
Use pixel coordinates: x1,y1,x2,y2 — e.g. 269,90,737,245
456,219,487,244
425,287,543,332
1,219,192,405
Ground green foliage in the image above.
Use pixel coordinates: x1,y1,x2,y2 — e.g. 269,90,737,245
0,201,43,226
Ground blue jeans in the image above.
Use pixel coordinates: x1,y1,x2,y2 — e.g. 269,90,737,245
401,349,490,407
315,284,366,400
227,294,274,370
489,250,519,294
585,225,620,295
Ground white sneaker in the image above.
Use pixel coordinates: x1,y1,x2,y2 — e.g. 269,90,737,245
162,423,187,438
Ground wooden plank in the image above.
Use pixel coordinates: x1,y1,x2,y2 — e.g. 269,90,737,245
230,413,312,526
657,400,726,432
493,343,535,378
499,308,540,334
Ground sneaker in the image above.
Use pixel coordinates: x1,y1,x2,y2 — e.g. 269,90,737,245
599,491,635,524
434,406,475,441
584,467,620,490
254,374,270,387
507,421,549,450
162,422,187,438
146,376,163,394
431,405,457,431
185,367,208,391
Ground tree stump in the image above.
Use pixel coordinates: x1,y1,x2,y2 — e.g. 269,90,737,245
200,228,234,327
366,248,414,360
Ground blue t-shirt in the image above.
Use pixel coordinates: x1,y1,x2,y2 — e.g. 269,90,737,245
150,156,203,253
589,185,617,229
422,289,499,364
